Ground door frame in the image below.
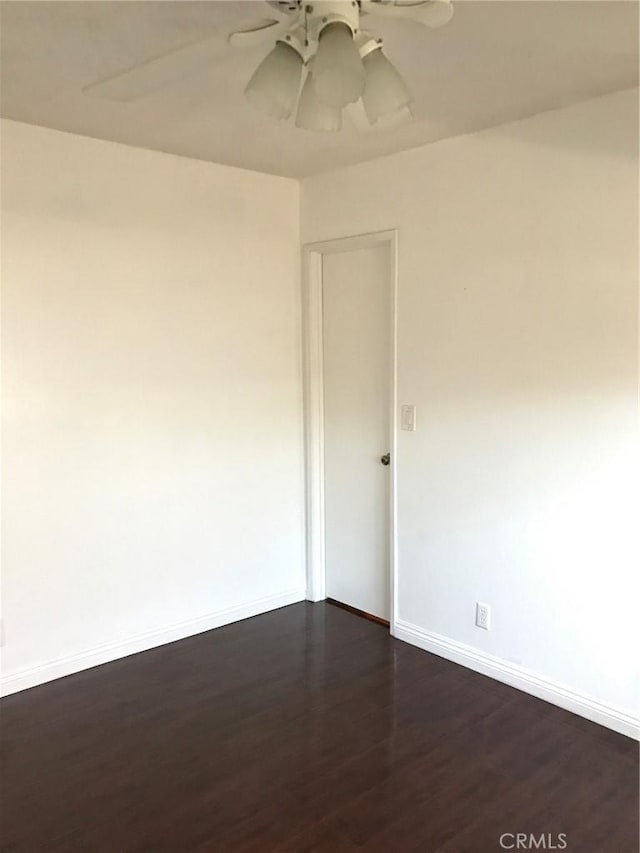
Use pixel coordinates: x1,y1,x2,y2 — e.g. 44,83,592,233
302,230,398,633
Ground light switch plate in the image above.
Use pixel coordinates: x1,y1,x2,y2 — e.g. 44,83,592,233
401,404,416,431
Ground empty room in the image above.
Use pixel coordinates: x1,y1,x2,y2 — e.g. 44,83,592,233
0,1,638,850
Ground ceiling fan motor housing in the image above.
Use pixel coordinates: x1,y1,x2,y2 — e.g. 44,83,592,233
267,0,361,24
271,0,363,60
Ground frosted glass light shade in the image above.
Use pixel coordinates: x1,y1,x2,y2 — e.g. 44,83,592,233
244,42,303,120
313,23,365,108
295,71,342,132
362,47,412,124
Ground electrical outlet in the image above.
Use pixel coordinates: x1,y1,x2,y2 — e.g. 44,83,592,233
476,602,490,630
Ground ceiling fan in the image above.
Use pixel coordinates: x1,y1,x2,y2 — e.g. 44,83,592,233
84,0,454,133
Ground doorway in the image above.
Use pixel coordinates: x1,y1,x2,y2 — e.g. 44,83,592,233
303,231,397,630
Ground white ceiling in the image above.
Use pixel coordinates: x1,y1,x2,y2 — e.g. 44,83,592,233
1,1,638,178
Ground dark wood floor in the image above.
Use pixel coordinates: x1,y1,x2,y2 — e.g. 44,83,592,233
1,602,637,852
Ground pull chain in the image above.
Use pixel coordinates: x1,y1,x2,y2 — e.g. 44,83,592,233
304,4,311,47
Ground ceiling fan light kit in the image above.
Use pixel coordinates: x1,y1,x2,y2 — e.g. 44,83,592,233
244,40,304,119
237,0,453,132
361,42,412,123
314,21,366,108
295,70,343,131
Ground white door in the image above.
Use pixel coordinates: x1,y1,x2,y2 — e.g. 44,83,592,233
322,243,391,622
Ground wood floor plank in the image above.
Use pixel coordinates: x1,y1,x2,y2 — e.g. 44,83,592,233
1,602,637,852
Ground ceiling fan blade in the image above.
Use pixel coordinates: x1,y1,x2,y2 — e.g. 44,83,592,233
228,18,291,48
361,0,453,29
83,32,223,102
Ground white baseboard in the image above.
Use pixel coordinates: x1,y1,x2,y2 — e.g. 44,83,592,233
393,618,640,741
1,589,306,697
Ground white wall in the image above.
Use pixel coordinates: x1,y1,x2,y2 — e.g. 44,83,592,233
1,120,305,693
302,89,639,736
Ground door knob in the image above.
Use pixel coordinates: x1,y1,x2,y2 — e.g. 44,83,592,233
380,453,390,466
